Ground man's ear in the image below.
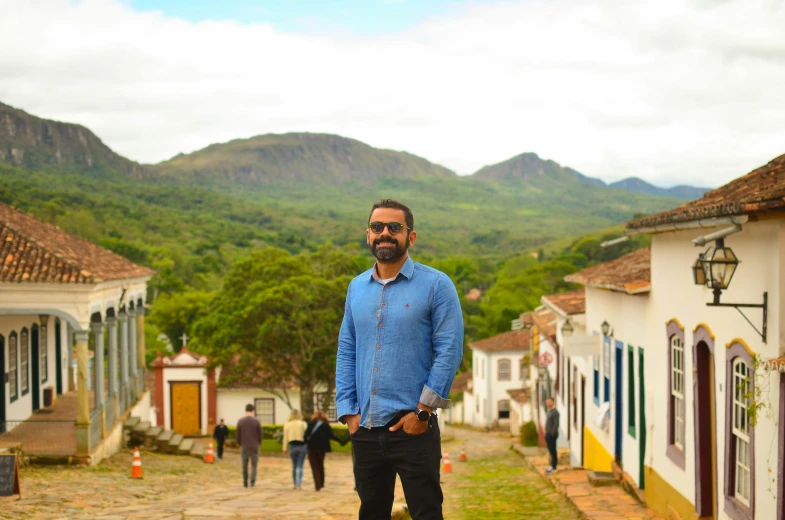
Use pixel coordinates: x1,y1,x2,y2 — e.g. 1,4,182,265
408,230,417,247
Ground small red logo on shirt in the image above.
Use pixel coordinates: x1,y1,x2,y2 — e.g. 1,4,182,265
405,303,409,308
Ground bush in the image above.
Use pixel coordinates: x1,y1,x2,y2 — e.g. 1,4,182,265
520,421,539,447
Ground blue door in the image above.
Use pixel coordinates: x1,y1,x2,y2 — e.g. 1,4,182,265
614,340,623,463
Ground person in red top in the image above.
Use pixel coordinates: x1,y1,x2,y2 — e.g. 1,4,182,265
236,404,263,488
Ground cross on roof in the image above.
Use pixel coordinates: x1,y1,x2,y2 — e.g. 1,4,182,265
180,333,189,348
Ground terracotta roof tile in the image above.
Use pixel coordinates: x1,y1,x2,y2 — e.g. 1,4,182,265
451,371,472,393
564,247,651,294
0,203,154,283
506,388,530,404
542,289,585,316
531,306,558,339
628,153,785,229
470,329,530,353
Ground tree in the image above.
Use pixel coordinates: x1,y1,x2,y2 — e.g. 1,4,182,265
148,290,213,351
193,247,358,417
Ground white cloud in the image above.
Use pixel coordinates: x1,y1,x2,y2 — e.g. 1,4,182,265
1,0,784,187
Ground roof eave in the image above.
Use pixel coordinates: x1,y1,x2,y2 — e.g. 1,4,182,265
626,214,750,236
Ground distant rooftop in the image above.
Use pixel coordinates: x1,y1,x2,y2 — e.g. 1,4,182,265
564,247,651,295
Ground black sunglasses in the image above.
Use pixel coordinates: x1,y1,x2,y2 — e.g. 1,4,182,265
368,221,410,235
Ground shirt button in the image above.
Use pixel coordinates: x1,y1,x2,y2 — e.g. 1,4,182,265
374,367,379,372
376,345,381,350
378,323,383,327
372,391,377,395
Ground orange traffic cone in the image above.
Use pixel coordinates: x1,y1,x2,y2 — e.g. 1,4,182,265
442,451,453,474
130,447,143,479
459,447,467,462
204,442,215,464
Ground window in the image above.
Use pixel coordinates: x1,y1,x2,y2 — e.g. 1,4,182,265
498,399,510,419
40,324,48,383
481,358,485,378
628,345,636,437
593,354,600,404
670,335,685,450
498,359,511,381
313,392,337,421
254,398,275,425
603,337,611,402
9,332,18,402
20,328,29,395
731,359,751,506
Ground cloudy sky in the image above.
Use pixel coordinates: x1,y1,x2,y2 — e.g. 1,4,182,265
1,0,784,187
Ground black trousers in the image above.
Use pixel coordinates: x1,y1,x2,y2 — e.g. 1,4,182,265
545,432,558,469
307,451,326,490
215,440,225,459
351,415,442,520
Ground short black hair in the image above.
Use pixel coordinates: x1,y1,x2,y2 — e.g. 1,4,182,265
369,199,414,231
245,404,254,412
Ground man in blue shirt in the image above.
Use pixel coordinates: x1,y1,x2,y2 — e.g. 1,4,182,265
337,199,464,520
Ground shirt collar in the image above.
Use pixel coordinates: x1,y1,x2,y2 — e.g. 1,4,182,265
370,255,414,283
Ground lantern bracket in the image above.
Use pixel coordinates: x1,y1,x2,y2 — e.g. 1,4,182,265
706,291,767,343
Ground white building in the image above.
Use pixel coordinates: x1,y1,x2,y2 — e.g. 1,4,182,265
539,289,589,467
560,151,785,519
0,202,153,463
465,329,531,429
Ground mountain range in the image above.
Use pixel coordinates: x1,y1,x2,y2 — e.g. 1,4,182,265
0,100,707,198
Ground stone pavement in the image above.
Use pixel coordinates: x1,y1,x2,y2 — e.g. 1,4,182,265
513,444,665,520
1,447,403,519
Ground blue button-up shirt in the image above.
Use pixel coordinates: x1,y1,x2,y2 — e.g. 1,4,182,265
336,256,464,428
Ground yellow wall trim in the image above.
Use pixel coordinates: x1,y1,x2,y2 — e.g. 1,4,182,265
583,426,613,472
666,317,685,330
725,337,755,356
644,465,695,520
692,322,716,339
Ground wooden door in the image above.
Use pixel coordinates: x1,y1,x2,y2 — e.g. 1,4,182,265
171,382,201,436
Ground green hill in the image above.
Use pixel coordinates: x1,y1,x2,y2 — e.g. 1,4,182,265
152,132,456,184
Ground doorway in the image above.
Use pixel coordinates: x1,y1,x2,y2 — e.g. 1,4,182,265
694,340,716,518
638,347,646,489
170,382,202,436
580,376,586,467
614,340,623,463
31,325,40,411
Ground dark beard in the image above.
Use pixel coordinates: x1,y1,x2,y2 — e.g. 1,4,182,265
370,235,409,262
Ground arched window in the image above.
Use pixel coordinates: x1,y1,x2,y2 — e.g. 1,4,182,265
670,335,685,450
497,359,511,381
730,358,751,506
20,328,29,395
40,323,48,383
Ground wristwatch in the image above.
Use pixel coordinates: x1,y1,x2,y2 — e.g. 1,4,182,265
415,408,431,422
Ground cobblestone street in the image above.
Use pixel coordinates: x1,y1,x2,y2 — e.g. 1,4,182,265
3,426,581,519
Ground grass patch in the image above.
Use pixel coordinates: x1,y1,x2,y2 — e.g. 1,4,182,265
447,453,580,520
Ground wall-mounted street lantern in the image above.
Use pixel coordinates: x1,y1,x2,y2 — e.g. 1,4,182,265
694,238,768,343
561,319,574,337
600,320,611,337
692,256,707,285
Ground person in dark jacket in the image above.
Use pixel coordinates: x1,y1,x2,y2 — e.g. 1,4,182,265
237,404,263,487
213,419,229,460
544,397,560,473
304,410,342,491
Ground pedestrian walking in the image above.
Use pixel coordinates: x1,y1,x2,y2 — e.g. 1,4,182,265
336,199,464,520
545,397,560,473
304,409,342,491
282,409,308,490
213,419,229,460
236,403,263,488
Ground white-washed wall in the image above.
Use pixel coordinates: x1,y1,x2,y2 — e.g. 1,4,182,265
647,222,781,518
216,388,299,428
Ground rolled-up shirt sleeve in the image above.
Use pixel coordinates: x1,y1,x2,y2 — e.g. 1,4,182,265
336,283,360,421
419,275,463,409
